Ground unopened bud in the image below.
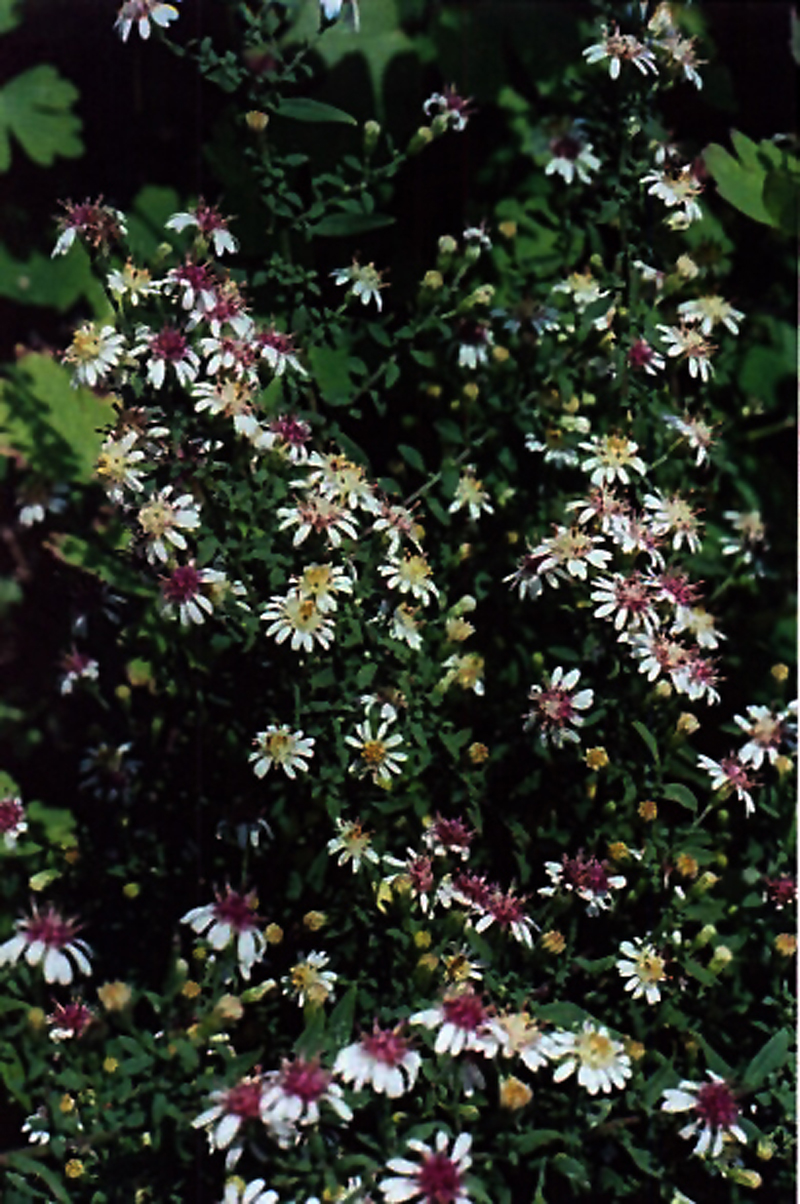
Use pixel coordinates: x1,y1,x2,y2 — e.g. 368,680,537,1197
708,944,733,973
246,110,269,133
363,119,381,155
408,126,434,155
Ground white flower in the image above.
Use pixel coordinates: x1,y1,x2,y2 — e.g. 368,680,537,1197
553,1022,631,1094
524,666,594,747
449,468,493,521
223,1180,279,1204
107,261,162,306
545,126,601,184
677,296,744,335
379,553,439,605
332,261,385,310
166,201,238,256
133,324,200,389
616,939,667,1004
423,85,473,131
193,1074,267,1164
539,853,626,916
411,989,505,1058
590,572,659,633
346,717,407,784
552,269,610,312
64,323,126,389
642,165,704,224
250,726,315,779
497,1011,569,1073
115,0,179,41
578,434,647,486
95,429,147,501
260,592,336,652
0,904,92,984
335,1024,421,1097
390,603,424,649
379,1131,473,1204
531,525,612,585
137,486,201,564
662,413,715,466
327,817,380,872
160,562,229,625
643,491,703,554
260,1057,352,1145
278,492,359,548
181,888,266,980
583,25,658,78
656,323,715,380
734,703,796,769
283,951,337,1007
303,452,380,514
661,1072,747,1158
697,753,757,816
440,653,485,697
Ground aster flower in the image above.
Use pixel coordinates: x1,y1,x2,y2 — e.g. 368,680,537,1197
440,653,485,696
332,261,385,310
590,572,659,633
79,741,138,802
524,666,594,747
256,326,306,377
95,429,147,501
199,332,260,380
382,850,436,914
734,703,797,769
181,887,266,980
260,592,336,653
448,468,493,521
697,753,758,816
160,562,229,625
137,486,201,564
222,1181,278,1204
525,427,581,468
346,717,407,784
59,647,99,694
249,726,315,779
498,1011,569,1073
552,269,610,312
670,606,724,651
115,0,179,41
720,510,768,564
553,1022,632,1094
283,951,337,1007
531,525,612,585
423,85,474,131
390,603,424,649
579,433,647,486
261,1056,352,1144
379,553,439,605
473,887,537,948
0,795,27,849
423,815,474,861
379,1131,473,1204
643,491,703,555
677,296,744,335
583,24,658,78
656,323,715,380
52,197,127,257
278,492,359,547
303,452,380,514
616,939,667,1004
264,414,313,463
335,1023,421,1097
539,852,626,916
193,1073,267,1164
410,988,505,1058
661,1072,747,1158
372,500,423,557
456,320,493,369
642,165,704,225
107,260,162,306
63,322,126,388
763,875,796,909
327,817,380,872
627,338,665,375
16,480,68,528
663,413,715,466
0,904,92,984
166,201,238,257
134,324,200,389
47,1000,95,1041
545,123,601,185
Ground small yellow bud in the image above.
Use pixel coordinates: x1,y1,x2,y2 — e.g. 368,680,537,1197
123,882,140,899
214,994,244,1021
771,662,789,682
414,930,432,949
584,746,609,770
103,1056,119,1073
303,910,327,932
695,924,717,947
774,933,797,957
676,712,700,736
756,1138,775,1161
726,1168,762,1189
65,1160,84,1179
97,981,132,1011
28,1007,46,1030
192,946,207,961
417,952,438,972
774,754,793,776
60,1093,75,1114
563,396,580,414
181,980,201,999
245,110,269,132
422,270,444,290
625,1038,646,1061
654,680,673,698
462,382,479,401
426,383,442,399
638,799,658,821
675,853,699,880
498,220,517,238
499,1075,532,1109
265,923,283,945
708,944,733,973
541,929,566,954
438,234,458,256
468,742,489,764
607,842,630,862
693,871,719,894
409,126,434,154
491,344,510,363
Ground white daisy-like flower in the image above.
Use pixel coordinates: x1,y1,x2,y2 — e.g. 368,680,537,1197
249,726,315,779
545,125,601,185
390,603,424,649
578,434,647,486
327,817,380,872
423,85,474,131
335,1024,421,1097
59,647,100,695
662,413,715,466
115,0,179,41
616,939,667,1004
552,269,610,312
64,322,127,389
497,1011,570,1073
590,572,659,633
346,717,407,784
448,468,493,521
656,323,715,380
107,261,162,306
642,165,704,225
539,852,626,916
52,198,127,258
0,904,92,984
278,492,360,548
302,452,380,514
627,338,665,375
379,1131,473,1204
283,951,337,1007
440,652,485,697
583,24,658,78
553,1022,631,1094
661,1072,747,1158
193,1074,267,1163
721,509,768,563
677,296,744,335
643,490,703,555
379,552,439,606
531,525,612,585
332,261,385,310
410,988,506,1058
734,703,797,769
160,562,229,625
137,486,201,564
456,320,493,370
260,592,335,653
95,430,147,501
166,200,238,256
524,666,594,747
181,888,266,980
133,324,201,389
260,1056,352,1144
697,753,758,816
222,1179,279,1204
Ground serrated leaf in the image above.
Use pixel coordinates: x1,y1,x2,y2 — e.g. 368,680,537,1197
703,137,776,227
0,65,83,171
662,782,698,812
632,720,659,762
275,96,357,124
743,1030,793,1090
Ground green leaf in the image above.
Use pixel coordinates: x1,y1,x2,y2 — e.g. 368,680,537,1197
0,0,21,34
515,1129,562,1153
26,800,77,849
661,783,698,813
308,345,357,406
6,1152,71,1203
703,134,776,227
398,443,425,473
275,96,357,125
0,241,106,314
743,1030,793,1090
632,720,659,763
308,211,395,237
552,1153,590,1190
682,957,716,987
327,984,357,1048
0,65,83,171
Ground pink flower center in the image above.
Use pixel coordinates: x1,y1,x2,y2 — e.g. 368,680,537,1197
442,992,485,1031
417,1151,462,1204
23,909,77,949
0,797,24,833
224,1079,263,1118
695,1080,740,1129
48,1002,93,1036
281,1058,330,1102
431,816,473,852
152,327,189,362
487,891,526,927
765,876,796,907
659,571,701,607
551,135,581,160
271,415,311,447
195,204,227,236
162,565,203,603
565,855,610,895
259,329,295,355
538,687,575,724
213,891,258,932
409,856,434,894
628,339,656,368
457,320,489,347
174,262,213,291
453,873,491,909
362,1027,409,1066
719,758,751,789
615,576,652,612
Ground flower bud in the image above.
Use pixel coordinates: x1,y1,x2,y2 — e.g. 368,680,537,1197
363,119,381,155
408,126,434,155
246,110,269,133
708,944,733,973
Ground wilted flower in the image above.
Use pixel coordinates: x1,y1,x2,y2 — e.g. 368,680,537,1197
661,1072,746,1157
423,815,474,860
656,322,715,380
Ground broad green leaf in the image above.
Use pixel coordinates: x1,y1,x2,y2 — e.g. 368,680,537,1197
662,783,698,812
0,241,107,314
275,96,357,125
743,1030,793,1090
127,184,182,261
0,0,21,33
326,984,357,1048
27,800,77,848
6,1152,71,1203
703,135,776,227
553,1153,590,1190
0,64,83,171
0,353,115,481
308,211,395,237
307,344,357,406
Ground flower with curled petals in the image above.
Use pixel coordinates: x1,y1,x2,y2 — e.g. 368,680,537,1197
181,888,265,980
661,1072,746,1158
334,1023,421,1097
380,1131,473,1204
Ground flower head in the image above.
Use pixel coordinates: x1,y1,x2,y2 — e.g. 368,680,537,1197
260,592,335,652
616,939,667,1004
661,1072,746,1158
332,261,386,310
64,323,126,389
0,904,92,984
166,200,238,256
283,951,337,1007
249,726,315,779
411,988,505,1058
380,553,439,606
115,0,179,40
327,817,380,872
423,85,474,131
138,486,201,564
53,197,127,257
335,1023,421,1097
346,717,407,784
181,888,266,980
261,1056,352,1144
554,1022,632,1094
160,562,228,625
47,1000,95,1041
0,796,27,849
583,24,657,78
524,666,594,747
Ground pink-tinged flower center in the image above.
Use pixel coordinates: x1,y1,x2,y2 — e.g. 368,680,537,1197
432,816,473,852
658,571,701,607
409,856,434,894
565,855,610,894
195,204,228,236
48,1001,93,1036
23,908,78,949
213,890,258,931
628,339,656,368
151,327,189,362
417,1151,462,1204
259,329,295,355
615,576,652,612
281,1058,330,1102
551,135,581,160
362,1027,409,1066
0,797,24,833
457,320,489,347
224,1079,263,1118
174,262,213,291
695,1080,739,1128
453,873,491,909
488,891,526,926
719,758,752,789
162,565,203,603
765,876,796,907
443,992,486,1031
538,687,575,724
61,649,93,675
271,415,311,447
